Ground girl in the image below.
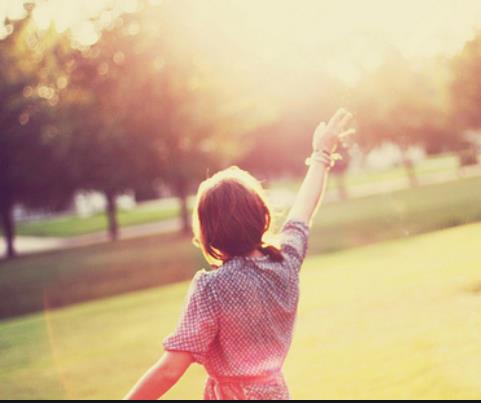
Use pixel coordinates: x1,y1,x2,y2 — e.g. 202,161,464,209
125,108,354,400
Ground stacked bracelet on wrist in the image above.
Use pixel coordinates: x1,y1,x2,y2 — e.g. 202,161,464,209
305,150,342,170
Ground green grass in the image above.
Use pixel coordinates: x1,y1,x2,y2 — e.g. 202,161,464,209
272,154,461,193
1,224,481,399
1,176,481,320
0,232,203,319
306,175,481,253
15,203,181,238
340,153,460,188
11,154,463,238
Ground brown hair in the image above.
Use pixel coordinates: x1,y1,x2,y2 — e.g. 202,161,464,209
193,167,283,265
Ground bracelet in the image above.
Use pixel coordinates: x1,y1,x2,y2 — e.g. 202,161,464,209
305,150,342,170
305,150,334,170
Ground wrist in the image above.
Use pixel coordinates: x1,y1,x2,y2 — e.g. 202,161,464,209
305,150,335,170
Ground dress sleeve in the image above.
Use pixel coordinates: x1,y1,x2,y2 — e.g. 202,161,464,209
281,220,310,271
163,271,218,365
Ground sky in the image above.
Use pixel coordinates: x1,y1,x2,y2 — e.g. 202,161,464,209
175,0,481,82
1,0,481,85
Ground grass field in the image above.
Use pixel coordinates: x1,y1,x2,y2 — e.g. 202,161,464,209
9,154,464,238
273,153,462,192
1,224,481,399
1,176,481,319
15,202,182,238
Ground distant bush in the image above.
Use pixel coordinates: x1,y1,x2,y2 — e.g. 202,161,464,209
458,148,479,167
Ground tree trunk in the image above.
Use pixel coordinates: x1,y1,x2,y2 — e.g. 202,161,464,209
176,181,191,234
336,174,349,201
456,152,465,179
1,203,16,259
179,195,191,234
457,147,480,177
105,192,119,242
401,151,418,188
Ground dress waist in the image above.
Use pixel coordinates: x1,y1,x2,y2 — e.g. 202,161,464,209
205,372,289,400
210,371,282,385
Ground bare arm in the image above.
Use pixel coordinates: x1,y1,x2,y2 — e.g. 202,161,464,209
124,351,193,400
287,108,354,225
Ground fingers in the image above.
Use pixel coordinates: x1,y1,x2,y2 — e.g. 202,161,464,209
339,112,354,131
328,108,348,129
327,108,354,139
339,128,356,148
313,122,326,150
338,128,356,139
313,109,355,152
314,121,326,138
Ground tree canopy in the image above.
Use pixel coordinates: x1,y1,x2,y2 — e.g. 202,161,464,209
1,1,481,258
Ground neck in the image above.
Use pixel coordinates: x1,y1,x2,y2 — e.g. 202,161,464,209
247,249,264,259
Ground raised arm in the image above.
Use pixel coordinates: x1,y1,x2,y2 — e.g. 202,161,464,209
287,108,354,225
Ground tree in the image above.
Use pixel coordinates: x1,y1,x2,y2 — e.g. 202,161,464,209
331,148,351,200
55,24,158,241
353,51,457,187
102,5,239,233
0,11,73,258
238,78,346,179
451,32,481,165
52,2,240,236
133,61,235,233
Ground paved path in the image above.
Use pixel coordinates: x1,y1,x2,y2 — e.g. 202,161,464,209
3,165,481,257
1,218,182,257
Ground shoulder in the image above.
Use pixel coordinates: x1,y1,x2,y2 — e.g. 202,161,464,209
280,220,311,266
190,269,215,291
190,268,226,297
193,261,241,290
281,220,310,238
193,269,211,284
281,220,310,251
184,270,221,314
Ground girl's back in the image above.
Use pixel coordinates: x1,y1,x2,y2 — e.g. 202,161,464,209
164,221,309,399
125,108,354,400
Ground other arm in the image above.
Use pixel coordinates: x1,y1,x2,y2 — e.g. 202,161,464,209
124,351,193,400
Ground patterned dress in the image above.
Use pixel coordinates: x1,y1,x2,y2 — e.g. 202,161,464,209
163,220,310,400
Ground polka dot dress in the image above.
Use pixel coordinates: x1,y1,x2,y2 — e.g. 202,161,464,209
164,220,310,400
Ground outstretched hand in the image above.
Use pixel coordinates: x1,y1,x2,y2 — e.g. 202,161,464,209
313,108,355,154
288,108,356,225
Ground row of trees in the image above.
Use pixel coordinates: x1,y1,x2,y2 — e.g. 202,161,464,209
2,1,481,259
240,44,481,187
1,2,245,258
1,14,76,259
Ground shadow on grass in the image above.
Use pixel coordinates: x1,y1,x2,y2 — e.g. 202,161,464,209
468,283,481,295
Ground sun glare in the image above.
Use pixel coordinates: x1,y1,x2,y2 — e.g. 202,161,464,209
0,0,144,45
174,0,481,83
2,0,481,89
